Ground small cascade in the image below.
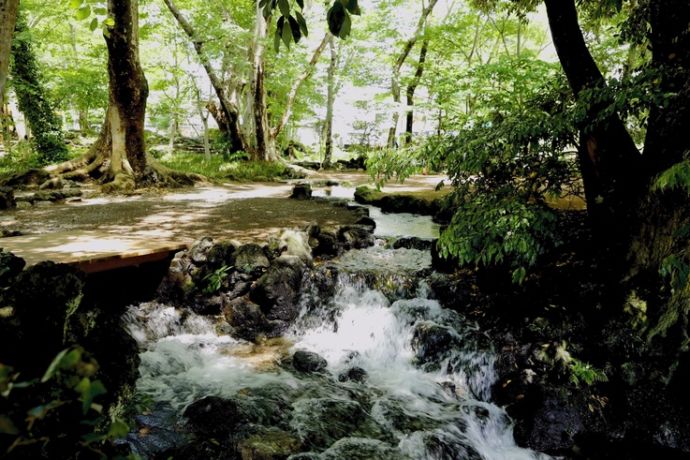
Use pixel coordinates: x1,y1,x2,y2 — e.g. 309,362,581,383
123,206,550,459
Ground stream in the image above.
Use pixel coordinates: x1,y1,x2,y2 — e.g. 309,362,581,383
122,195,551,459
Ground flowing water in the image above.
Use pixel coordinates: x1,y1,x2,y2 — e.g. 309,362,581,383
123,205,550,459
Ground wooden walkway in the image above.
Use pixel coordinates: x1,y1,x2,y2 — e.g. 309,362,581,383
0,231,187,273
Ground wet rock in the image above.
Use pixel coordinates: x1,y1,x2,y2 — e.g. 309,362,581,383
183,396,245,437
190,237,214,265
411,321,461,364
0,186,16,209
519,390,585,453
206,241,238,271
355,216,376,230
393,237,433,251
292,350,327,373
337,366,368,383
157,251,194,301
418,431,482,460
320,438,401,460
1,228,23,237
224,297,271,342
10,262,85,368
0,249,25,287
236,244,271,275
251,256,306,323
286,454,320,460
312,229,339,259
290,183,312,200
372,398,440,433
337,225,375,250
291,398,366,448
238,428,301,460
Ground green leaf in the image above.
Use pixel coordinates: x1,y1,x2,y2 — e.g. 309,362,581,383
339,12,351,39
69,0,82,9
278,0,290,17
281,16,293,48
107,419,129,439
89,17,98,31
75,5,91,20
288,15,301,43
41,348,70,383
0,415,18,435
104,16,115,27
327,1,345,37
295,11,308,37
345,0,361,15
296,0,304,9
259,0,270,8
275,16,285,52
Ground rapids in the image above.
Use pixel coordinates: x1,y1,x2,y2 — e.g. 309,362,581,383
123,204,551,459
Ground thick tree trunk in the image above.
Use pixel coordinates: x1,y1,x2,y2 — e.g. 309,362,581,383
0,0,19,151
11,12,68,163
251,2,274,161
323,36,337,168
405,38,429,145
629,1,690,350
162,0,246,153
387,0,438,148
544,0,642,248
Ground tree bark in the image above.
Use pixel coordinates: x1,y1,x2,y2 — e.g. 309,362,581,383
251,2,273,161
544,0,643,246
0,0,19,151
387,0,438,148
405,37,429,145
323,35,337,168
162,0,246,153
101,0,148,189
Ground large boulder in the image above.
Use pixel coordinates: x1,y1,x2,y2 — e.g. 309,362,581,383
290,398,367,449
238,428,301,460
290,183,312,200
337,225,375,250
235,244,271,276
224,297,272,342
250,256,306,324
183,396,246,437
292,350,328,373
411,321,461,364
312,229,339,259
393,237,433,251
207,241,239,270
189,237,214,265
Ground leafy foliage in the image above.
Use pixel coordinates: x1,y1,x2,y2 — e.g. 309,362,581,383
202,265,232,294
0,347,130,458
11,13,68,164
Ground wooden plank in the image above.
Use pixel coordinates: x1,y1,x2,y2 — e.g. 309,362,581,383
0,231,188,271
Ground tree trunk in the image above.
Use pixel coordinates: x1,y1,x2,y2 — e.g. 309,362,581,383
387,0,438,148
251,2,273,161
162,0,246,153
0,0,19,152
323,36,337,168
102,0,148,189
405,38,429,145
12,12,68,163
544,0,642,249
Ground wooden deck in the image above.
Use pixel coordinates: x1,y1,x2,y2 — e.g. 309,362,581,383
0,231,188,273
